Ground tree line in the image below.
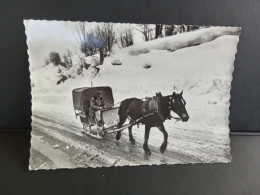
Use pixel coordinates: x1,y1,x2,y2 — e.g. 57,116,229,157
44,23,208,68
75,22,208,64
75,22,134,65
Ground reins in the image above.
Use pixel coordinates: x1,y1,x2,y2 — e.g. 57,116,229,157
113,98,148,107
170,115,182,123
168,98,182,123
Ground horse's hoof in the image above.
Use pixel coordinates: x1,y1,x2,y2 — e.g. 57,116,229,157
130,139,136,144
143,144,151,156
145,150,151,156
160,143,167,153
115,132,121,140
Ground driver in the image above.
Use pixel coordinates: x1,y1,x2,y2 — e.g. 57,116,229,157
89,91,105,126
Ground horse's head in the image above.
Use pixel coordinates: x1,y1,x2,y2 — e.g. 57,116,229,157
169,91,189,122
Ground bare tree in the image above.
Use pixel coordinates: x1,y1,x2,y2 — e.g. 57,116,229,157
155,24,163,38
92,23,117,63
85,33,99,56
94,23,117,55
75,22,117,64
75,22,99,57
63,49,73,68
91,25,106,64
75,22,89,56
104,23,117,55
165,25,174,36
133,24,154,41
117,25,133,48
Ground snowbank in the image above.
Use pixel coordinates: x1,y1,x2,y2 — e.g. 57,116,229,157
93,35,239,103
120,26,241,55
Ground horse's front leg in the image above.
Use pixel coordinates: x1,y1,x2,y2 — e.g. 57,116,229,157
157,123,168,153
128,125,135,144
143,125,151,155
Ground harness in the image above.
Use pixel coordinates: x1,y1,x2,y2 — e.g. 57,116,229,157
140,94,166,122
141,98,151,116
170,115,182,123
126,93,184,125
168,96,183,123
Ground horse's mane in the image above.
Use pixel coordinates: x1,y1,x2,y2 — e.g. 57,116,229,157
160,95,172,120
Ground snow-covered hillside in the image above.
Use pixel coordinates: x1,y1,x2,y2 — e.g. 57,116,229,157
30,26,240,110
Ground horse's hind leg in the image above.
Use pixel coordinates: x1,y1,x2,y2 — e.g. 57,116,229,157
117,111,127,128
116,131,121,140
157,124,168,153
128,124,135,144
143,125,151,155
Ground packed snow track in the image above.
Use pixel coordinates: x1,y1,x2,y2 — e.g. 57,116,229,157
30,104,230,170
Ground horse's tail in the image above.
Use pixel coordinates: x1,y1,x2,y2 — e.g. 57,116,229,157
117,98,138,128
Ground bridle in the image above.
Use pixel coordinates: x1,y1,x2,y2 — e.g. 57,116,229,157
168,95,186,123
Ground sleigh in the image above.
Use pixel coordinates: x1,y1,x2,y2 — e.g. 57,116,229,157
72,86,162,139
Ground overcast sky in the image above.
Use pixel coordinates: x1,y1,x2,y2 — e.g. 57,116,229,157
24,20,145,70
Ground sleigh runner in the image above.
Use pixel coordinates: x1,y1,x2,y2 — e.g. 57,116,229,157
72,86,164,139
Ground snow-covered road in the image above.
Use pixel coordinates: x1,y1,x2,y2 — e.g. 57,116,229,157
30,104,230,170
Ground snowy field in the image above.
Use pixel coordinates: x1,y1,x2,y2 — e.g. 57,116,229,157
26,22,241,170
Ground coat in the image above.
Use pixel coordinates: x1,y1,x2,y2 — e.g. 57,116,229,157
89,96,105,117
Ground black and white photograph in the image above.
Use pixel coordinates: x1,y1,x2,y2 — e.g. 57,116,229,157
24,20,241,170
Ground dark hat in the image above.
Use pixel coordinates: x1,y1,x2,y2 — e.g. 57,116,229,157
97,91,103,94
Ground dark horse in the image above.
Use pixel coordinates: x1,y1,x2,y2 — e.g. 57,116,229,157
116,91,189,155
